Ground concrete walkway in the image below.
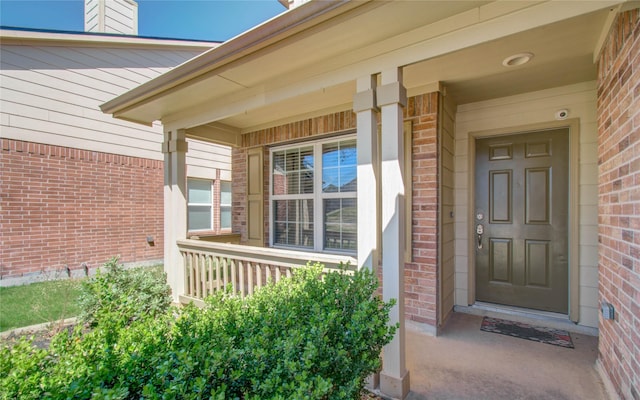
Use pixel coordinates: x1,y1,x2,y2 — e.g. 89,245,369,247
402,313,607,400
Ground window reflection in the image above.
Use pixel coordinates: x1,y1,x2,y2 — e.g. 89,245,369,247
322,140,356,193
272,147,313,196
324,198,357,251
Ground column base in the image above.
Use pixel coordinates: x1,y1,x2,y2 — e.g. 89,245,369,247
380,370,410,399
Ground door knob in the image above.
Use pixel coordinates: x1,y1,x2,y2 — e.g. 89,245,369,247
476,224,484,250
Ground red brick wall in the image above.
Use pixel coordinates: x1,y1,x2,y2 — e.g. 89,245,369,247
404,92,439,326
0,139,164,281
596,9,640,400
233,96,440,326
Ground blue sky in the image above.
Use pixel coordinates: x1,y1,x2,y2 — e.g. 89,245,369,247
0,0,287,41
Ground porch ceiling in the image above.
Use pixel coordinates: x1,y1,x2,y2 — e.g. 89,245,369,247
101,0,621,143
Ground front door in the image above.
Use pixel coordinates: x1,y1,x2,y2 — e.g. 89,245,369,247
475,129,569,313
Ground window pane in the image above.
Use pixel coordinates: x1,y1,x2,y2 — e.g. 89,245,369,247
286,171,300,194
188,179,211,204
188,205,212,231
273,199,313,248
273,151,285,195
273,147,314,195
324,198,357,251
300,147,314,193
323,139,357,193
220,181,232,206
220,207,231,230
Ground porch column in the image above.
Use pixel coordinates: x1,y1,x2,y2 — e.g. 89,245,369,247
378,67,410,399
354,75,379,271
162,128,188,302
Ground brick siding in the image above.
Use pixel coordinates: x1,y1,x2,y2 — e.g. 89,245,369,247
233,96,441,326
596,9,640,400
0,139,164,281
404,92,440,326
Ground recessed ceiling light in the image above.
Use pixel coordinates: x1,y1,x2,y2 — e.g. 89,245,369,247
502,52,534,67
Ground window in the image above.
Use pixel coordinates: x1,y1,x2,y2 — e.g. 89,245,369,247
270,137,356,253
187,178,212,231
220,181,232,230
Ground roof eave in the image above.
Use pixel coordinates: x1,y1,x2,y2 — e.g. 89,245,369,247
100,0,367,121
0,27,220,48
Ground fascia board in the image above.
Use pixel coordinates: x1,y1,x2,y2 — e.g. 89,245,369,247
0,29,219,49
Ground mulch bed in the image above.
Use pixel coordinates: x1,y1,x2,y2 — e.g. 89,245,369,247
0,323,74,349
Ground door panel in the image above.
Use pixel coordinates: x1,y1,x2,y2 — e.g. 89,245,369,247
475,129,569,313
490,170,512,223
525,168,550,224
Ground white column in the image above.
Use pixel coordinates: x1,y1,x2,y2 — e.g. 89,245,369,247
162,128,188,302
354,75,379,271
378,68,410,399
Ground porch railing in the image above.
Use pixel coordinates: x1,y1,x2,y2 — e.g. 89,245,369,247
177,239,357,305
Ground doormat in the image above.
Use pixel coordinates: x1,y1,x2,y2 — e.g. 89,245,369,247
480,317,574,348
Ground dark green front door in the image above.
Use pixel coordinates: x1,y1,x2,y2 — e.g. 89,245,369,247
475,129,569,313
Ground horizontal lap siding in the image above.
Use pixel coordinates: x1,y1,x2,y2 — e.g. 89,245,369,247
0,43,204,160
0,138,164,279
596,9,640,400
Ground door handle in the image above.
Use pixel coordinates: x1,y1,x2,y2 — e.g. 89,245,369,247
476,224,484,250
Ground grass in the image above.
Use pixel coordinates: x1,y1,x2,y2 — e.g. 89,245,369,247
0,264,165,333
0,278,83,332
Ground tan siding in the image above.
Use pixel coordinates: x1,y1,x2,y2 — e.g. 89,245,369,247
63,47,169,83
0,42,228,171
454,81,599,328
186,140,233,180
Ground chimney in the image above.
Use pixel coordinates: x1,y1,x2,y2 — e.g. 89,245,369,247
84,0,138,35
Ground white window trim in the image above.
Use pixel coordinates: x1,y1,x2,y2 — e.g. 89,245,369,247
269,133,357,254
187,177,213,232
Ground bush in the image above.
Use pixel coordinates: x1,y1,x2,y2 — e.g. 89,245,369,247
0,263,396,400
77,257,172,328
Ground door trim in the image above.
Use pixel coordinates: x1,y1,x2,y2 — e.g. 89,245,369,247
467,118,580,322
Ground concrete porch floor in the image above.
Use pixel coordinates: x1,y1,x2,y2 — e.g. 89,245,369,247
401,312,606,400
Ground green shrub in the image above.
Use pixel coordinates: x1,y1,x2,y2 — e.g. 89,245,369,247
77,257,172,328
0,263,396,400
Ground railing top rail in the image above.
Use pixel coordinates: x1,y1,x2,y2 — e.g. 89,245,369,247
177,239,357,271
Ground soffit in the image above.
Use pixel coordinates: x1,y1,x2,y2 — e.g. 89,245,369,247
107,0,615,133
219,8,607,131
109,0,490,125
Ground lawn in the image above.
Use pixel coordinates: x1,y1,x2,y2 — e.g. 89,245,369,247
0,278,83,332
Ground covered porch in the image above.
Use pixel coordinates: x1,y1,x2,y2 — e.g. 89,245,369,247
404,312,605,400
101,1,639,399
